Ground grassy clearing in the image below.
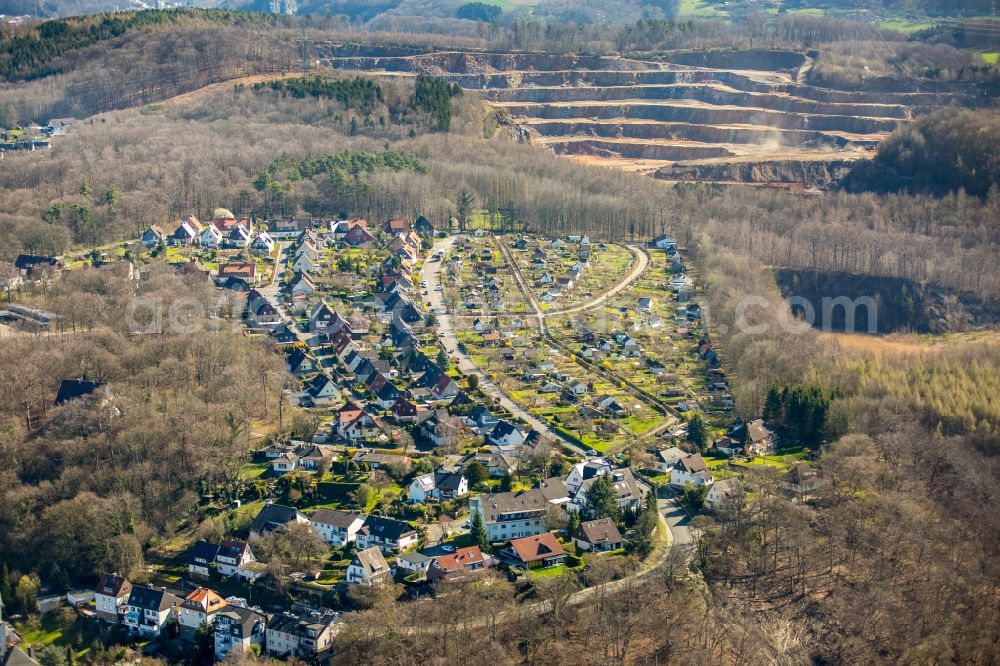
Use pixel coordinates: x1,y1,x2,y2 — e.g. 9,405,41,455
982,52,999,64
677,0,728,18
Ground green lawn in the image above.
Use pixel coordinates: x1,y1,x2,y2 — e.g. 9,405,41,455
982,52,999,65
530,564,570,578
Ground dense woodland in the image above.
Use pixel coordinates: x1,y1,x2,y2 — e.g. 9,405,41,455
843,107,1000,196
0,12,998,665
0,264,287,581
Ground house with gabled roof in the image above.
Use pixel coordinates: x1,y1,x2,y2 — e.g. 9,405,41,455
706,477,744,512
311,509,364,547
94,573,132,623
290,271,316,298
177,587,227,637
286,347,317,376
488,420,528,448
200,224,224,248
225,224,252,249
248,504,310,539
346,547,391,586
170,216,202,245
251,230,275,255
356,515,418,554
301,373,341,407
188,540,220,578
124,586,182,637
140,224,166,247
215,540,255,577
343,222,374,247
670,453,714,488
572,518,624,552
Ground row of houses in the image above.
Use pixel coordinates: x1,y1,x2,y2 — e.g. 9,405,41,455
93,573,336,662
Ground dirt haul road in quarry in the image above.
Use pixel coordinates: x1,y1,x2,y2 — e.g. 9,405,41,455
317,47,982,187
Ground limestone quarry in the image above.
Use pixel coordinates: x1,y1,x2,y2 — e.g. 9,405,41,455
319,47,982,187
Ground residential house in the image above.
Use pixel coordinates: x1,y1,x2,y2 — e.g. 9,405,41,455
637,297,653,312
140,225,166,247
654,446,688,474
290,271,316,297
391,396,424,423
248,504,310,539
217,262,257,286
462,451,515,478
356,515,418,554
427,546,486,584
215,540,255,578
346,547,392,586
500,533,566,569
649,234,678,250
413,216,435,236
382,218,411,234
342,222,374,247
14,254,63,280
170,216,202,245
214,605,266,662
311,509,364,547
408,471,469,503
124,586,181,637
188,540,220,578
245,291,280,327
286,348,317,377
705,477,744,512
488,420,528,448
309,302,342,334
780,464,824,497
565,459,612,494
200,225,224,248
94,573,132,623
270,323,299,345
265,610,339,661
225,225,252,249
469,490,548,543
396,552,433,576
670,454,714,488
177,587,226,637
572,518,624,552
571,468,645,516
746,419,778,455
272,452,298,473
301,373,341,407
251,231,275,255
268,217,313,239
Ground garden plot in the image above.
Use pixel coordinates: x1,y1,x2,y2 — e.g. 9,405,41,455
547,250,733,432
507,237,634,311
457,320,663,453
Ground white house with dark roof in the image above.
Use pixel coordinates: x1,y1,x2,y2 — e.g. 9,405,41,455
355,515,418,554
214,605,266,661
346,547,391,586
670,453,714,488
248,504,310,539
310,509,364,547
124,586,182,637
488,420,528,448
94,573,132,623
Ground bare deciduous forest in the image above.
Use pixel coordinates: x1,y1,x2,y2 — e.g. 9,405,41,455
0,9,998,665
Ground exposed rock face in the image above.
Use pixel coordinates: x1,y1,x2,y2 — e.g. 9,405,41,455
318,48,982,186
775,269,1000,334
